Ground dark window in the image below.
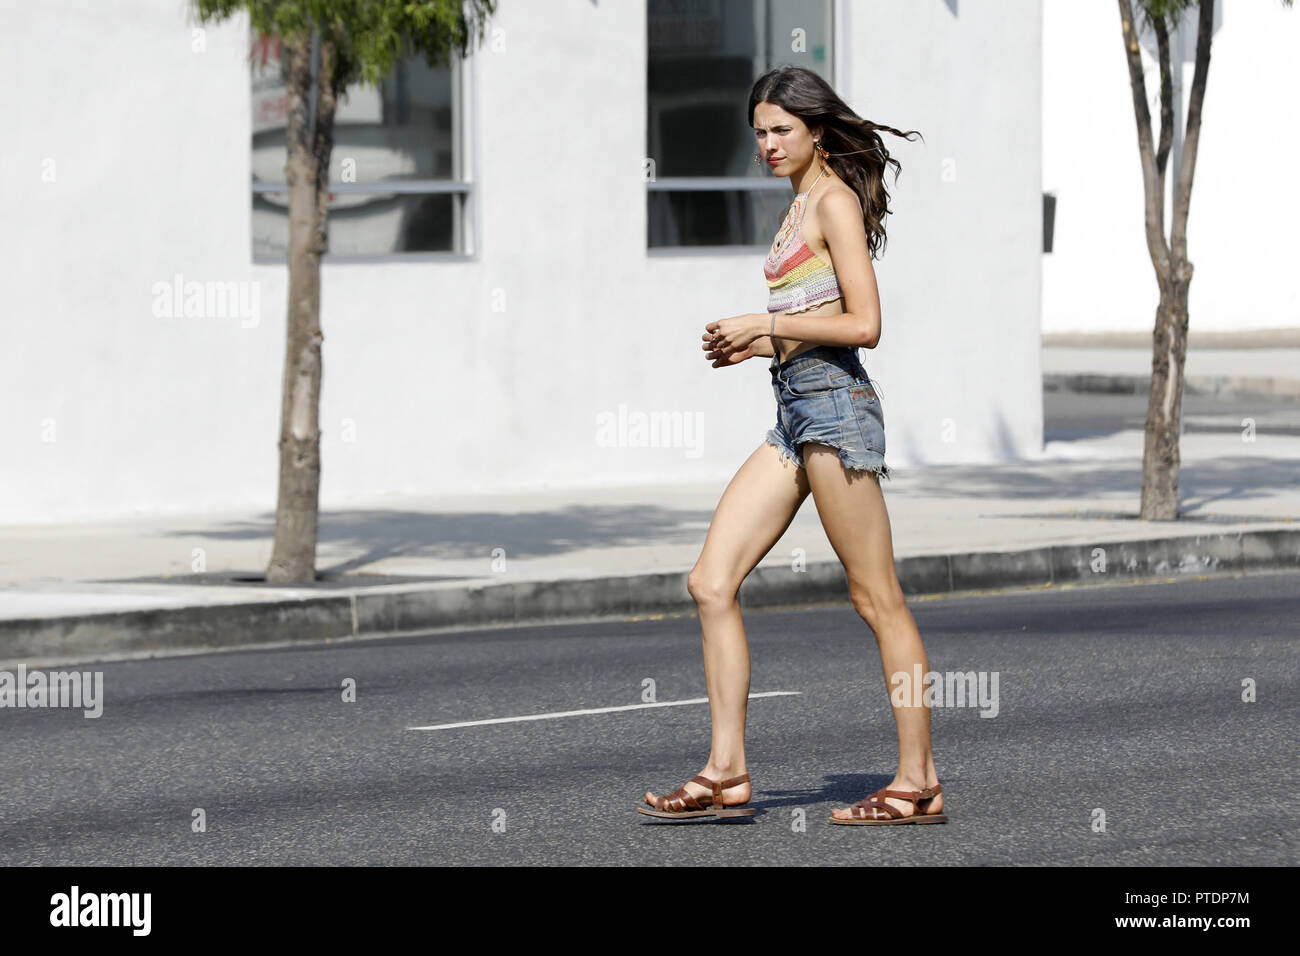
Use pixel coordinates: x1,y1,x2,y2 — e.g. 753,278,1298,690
647,0,834,249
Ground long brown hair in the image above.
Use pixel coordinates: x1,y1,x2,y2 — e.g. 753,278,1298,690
749,65,923,260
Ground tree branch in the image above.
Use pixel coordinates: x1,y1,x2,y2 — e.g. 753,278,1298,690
1170,0,1214,272
1117,0,1172,280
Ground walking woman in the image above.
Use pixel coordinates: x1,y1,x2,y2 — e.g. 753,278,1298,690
638,66,946,825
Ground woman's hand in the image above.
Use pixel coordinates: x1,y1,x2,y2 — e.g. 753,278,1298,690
701,330,756,368
705,313,767,354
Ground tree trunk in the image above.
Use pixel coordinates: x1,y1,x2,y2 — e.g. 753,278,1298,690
1118,0,1213,520
267,27,337,583
1140,269,1191,517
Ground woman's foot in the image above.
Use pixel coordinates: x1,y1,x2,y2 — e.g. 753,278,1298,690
829,773,942,821
644,766,751,810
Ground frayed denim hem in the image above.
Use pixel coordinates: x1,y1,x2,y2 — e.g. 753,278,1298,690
764,431,804,469
844,456,891,481
804,439,891,481
767,432,890,479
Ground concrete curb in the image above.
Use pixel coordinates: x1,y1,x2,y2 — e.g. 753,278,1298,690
3,528,1298,667
1044,372,1300,400
1042,329,1300,348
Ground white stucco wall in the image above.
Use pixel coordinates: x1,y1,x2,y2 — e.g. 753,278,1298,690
1043,0,1300,335
842,0,1044,476
0,0,1043,524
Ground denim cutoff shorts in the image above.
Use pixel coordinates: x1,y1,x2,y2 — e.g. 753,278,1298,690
765,345,891,480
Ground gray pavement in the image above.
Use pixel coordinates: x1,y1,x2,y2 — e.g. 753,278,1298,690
1044,343,1300,399
1,572,1295,865
1,344,1297,667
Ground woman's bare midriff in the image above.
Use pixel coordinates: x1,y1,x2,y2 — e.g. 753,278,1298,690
772,298,848,364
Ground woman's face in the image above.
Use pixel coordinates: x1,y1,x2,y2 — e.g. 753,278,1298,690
753,101,818,174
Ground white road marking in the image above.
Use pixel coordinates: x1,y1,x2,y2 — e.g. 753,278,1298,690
407,691,801,731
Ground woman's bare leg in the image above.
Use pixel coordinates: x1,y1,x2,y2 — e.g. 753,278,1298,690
800,445,943,820
644,440,810,809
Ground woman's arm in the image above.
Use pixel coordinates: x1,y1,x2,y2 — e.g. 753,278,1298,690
769,310,868,349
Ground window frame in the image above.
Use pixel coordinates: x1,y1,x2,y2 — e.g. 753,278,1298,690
250,38,480,265
646,0,843,256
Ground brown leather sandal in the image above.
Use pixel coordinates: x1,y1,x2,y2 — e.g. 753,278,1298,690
637,773,756,820
828,783,948,825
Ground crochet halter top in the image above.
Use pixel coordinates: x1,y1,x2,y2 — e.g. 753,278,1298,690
763,164,844,314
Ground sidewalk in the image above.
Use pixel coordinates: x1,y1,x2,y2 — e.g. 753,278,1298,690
3,411,1298,667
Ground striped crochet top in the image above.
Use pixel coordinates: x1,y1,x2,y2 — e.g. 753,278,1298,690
764,164,844,314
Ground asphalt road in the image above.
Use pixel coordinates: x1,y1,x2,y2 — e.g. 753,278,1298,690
1,568,1295,866
1044,388,1300,441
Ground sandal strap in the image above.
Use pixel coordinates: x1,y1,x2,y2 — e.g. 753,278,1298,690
690,775,721,808
917,784,941,806
850,797,902,820
657,785,701,812
849,786,938,820
880,787,933,802
678,787,705,811
654,773,753,813
865,796,904,819
848,796,882,819
691,773,751,807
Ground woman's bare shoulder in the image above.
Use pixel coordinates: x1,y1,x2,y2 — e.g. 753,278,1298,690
806,181,862,249
813,181,863,219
